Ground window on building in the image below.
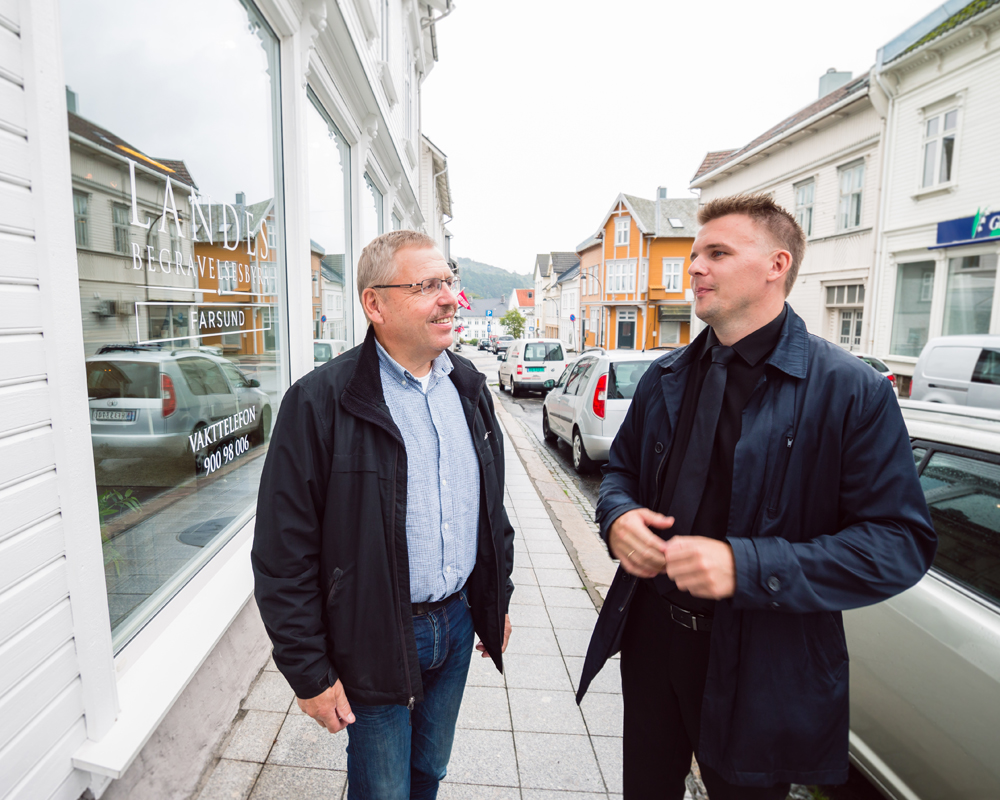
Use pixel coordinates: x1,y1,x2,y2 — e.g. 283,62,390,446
838,161,864,230
638,259,647,293
660,321,681,343
73,190,89,246
112,203,130,254
662,258,684,292
380,0,390,62
922,109,958,188
391,212,401,231
64,0,288,651
826,283,865,350
403,37,413,142
615,216,630,246
943,254,998,336
890,261,935,357
795,180,815,236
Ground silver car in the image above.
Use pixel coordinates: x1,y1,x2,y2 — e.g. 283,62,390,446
541,349,662,473
86,345,272,471
845,399,1000,799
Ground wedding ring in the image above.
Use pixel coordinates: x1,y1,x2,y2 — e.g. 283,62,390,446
626,549,636,559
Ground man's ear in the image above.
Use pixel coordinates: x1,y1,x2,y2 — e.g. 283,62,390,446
362,287,386,325
767,249,792,285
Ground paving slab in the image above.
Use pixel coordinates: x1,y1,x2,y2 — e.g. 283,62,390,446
196,759,261,800
507,602,551,628
248,764,346,799
540,586,595,609
503,625,560,656
508,688,587,735
591,735,623,794
534,568,585,588
511,566,538,586
456,685,511,731
466,651,507,687
580,692,624,738
522,792,609,800
510,583,545,605
223,710,285,763
514,732,606,793
565,656,621,695
554,627,595,658
444,728,519,787
266,715,349,770
242,670,296,713
438,785,520,800
525,538,573,554
502,653,574,691
546,605,599,630
527,552,575,570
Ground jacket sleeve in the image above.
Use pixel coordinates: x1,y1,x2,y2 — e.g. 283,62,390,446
595,369,653,547
484,387,516,612
729,378,937,613
251,381,338,699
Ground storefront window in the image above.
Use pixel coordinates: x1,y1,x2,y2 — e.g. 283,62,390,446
307,92,352,357
62,0,286,650
890,261,935,358
943,254,998,336
362,173,384,247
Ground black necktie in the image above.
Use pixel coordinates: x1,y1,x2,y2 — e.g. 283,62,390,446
665,344,735,539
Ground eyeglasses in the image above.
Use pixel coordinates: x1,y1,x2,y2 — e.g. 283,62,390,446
372,277,457,295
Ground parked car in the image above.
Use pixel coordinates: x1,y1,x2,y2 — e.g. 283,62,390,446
493,335,514,355
910,334,1000,408
497,338,568,398
541,349,661,472
314,338,349,368
845,399,1000,799
86,345,272,470
477,339,489,351
854,352,897,391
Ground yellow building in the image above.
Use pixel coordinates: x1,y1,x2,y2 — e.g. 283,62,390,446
579,190,698,350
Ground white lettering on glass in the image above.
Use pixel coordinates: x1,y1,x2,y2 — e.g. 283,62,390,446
191,193,213,244
126,158,152,230
157,176,184,238
222,204,240,251
159,249,172,273
132,242,144,270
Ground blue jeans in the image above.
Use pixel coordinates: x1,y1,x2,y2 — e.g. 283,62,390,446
346,591,475,800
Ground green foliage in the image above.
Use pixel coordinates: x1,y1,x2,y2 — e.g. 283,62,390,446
500,308,526,340
98,488,141,576
456,256,532,300
467,338,478,345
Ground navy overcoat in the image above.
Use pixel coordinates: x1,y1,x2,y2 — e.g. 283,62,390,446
577,305,936,787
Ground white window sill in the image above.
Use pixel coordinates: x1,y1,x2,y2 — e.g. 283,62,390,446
911,183,956,200
72,520,256,779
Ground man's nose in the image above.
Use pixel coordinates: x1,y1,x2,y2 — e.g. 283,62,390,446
439,280,458,302
688,257,704,276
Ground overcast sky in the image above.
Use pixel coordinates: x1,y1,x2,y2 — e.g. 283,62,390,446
422,0,945,274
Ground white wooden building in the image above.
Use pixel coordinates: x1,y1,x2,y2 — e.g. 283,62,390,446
868,0,1000,395
0,0,454,798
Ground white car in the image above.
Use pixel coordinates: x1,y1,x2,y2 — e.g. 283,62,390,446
497,338,568,397
541,349,661,472
845,399,1000,798
314,339,349,369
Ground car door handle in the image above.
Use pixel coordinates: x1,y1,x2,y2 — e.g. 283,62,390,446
928,383,968,391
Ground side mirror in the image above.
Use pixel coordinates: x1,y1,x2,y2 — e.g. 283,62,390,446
248,378,261,388
543,379,555,390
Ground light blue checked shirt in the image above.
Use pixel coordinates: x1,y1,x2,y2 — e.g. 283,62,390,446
376,339,481,603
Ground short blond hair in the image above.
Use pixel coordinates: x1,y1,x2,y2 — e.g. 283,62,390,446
356,230,439,300
697,194,806,297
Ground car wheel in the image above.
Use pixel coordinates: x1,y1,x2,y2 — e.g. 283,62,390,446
509,375,522,397
542,410,558,443
572,428,596,474
252,405,272,446
498,372,507,391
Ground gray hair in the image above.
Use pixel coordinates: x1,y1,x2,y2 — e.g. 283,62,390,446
356,230,439,301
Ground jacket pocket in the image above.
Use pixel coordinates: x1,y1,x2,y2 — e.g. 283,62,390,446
765,430,795,515
325,567,344,610
330,453,379,473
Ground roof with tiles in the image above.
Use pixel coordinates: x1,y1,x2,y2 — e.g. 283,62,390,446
466,297,508,318
890,0,1000,62
690,72,871,184
550,252,579,274
575,233,602,253
555,263,580,285
515,289,535,308
535,253,550,276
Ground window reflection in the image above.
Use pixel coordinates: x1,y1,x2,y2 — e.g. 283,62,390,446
62,0,286,649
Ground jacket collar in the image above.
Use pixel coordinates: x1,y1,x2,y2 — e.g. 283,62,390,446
656,302,808,380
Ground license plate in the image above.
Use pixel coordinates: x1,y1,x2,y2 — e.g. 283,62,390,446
527,367,545,372
94,410,136,421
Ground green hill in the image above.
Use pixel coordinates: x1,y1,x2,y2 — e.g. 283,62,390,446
455,257,532,300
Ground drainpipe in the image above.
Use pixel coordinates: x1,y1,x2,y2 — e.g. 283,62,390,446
869,54,896,356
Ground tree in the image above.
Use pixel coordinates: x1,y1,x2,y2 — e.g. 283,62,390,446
500,308,525,339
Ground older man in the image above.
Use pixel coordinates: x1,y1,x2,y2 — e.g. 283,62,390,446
577,195,936,799
253,230,514,800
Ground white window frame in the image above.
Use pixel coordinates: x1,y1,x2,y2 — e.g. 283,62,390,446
639,258,648,293
662,258,684,292
921,107,959,189
794,179,815,237
838,161,865,231
825,282,866,350
615,216,630,246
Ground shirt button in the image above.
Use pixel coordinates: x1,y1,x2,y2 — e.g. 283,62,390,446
766,576,781,592
444,523,449,531
447,565,453,572
654,442,663,454
442,479,447,486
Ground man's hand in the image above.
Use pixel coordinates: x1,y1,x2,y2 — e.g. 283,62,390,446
608,508,673,578
663,536,736,599
476,614,511,659
297,679,356,733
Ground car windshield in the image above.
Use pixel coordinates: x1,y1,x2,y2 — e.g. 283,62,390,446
87,360,160,400
859,356,888,373
315,343,333,362
608,360,652,400
523,342,563,362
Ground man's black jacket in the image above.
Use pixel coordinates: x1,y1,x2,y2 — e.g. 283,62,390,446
252,326,515,706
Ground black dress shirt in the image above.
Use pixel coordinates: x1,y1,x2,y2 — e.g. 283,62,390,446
653,306,787,615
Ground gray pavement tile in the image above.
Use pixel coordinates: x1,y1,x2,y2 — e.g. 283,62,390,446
243,670,295,713
287,698,306,715
580,692,624,738
565,657,621,695
534,568,585,589
554,627,595,658
591,735,623,794
456,685,511,731
514,732,606,792
467,651,507,687
522,792,610,800
438,785,520,800
248,764,346,799
511,566,538,586
513,539,528,553
266,714,349,770
546,605,599,630
223,710,285,763
443,728,519,786
508,688,587,734
510,583,545,605
504,625,561,656
513,551,533,568
508,602,551,628
264,654,280,672
514,514,553,529
526,539,572,554
527,552,575,570
502,653,574,691
519,525,561,539
540,586,596,609
196,759,261,800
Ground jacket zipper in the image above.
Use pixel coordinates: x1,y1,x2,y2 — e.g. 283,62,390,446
387,445,415,714
766,432,795,514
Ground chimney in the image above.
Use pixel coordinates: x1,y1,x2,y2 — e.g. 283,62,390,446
655,187,667,236
501,294,506,305
819,68,852,99
66,86,78,114
235,191,246,205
